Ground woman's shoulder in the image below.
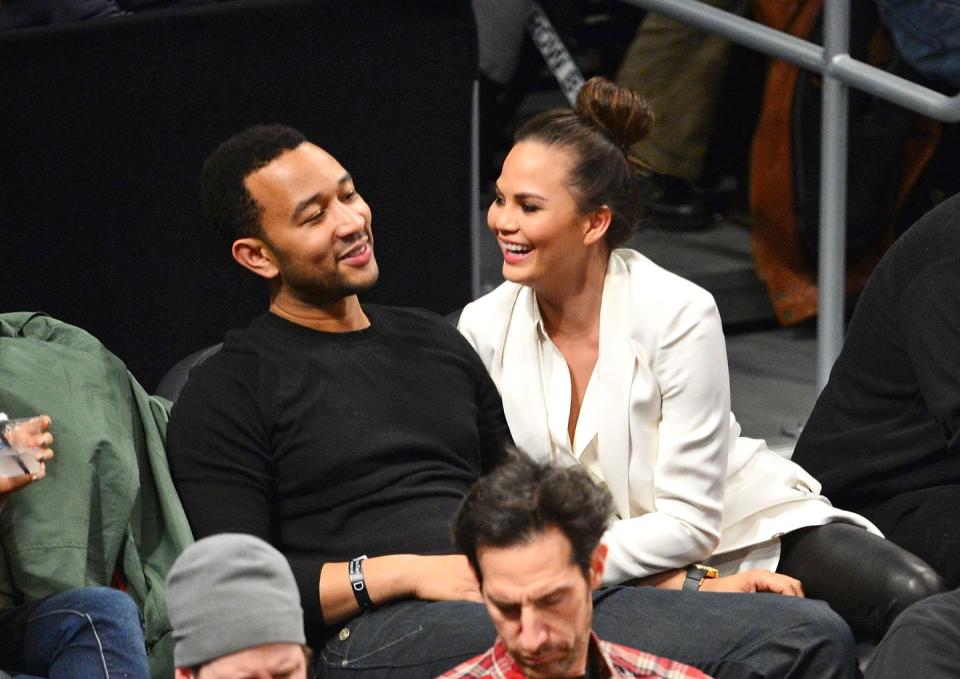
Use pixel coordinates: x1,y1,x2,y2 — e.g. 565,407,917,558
612,248,718,316
459,280,525,328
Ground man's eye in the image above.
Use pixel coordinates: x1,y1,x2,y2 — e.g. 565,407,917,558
540,594,562,607
497,603,520,618
493,195,505,206
306,209,325,223
342,190,357,202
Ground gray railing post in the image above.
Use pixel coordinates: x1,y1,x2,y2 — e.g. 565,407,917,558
817,0,850,388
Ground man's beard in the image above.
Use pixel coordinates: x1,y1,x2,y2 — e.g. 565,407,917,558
278,259,379,308
514,644,579,679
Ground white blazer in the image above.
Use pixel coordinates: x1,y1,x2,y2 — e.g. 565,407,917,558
459,249,878,585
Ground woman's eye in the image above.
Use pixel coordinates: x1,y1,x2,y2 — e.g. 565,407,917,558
493,195,505,206
342,190,357,202
521,204,540,213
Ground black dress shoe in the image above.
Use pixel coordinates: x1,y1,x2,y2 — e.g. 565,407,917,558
639,173,712,230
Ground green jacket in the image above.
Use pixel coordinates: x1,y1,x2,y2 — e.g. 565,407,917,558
0,312,193,677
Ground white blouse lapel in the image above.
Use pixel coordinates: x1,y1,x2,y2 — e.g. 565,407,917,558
593,252,635,518
497,286,554,461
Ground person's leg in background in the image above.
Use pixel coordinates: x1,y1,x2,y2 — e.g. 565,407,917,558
21,586,149,679
777,522,946,642
616,0,750,227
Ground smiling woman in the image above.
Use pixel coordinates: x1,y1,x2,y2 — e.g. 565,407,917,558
459,76,944,644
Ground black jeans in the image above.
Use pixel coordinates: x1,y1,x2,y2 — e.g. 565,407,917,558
778,522,946,642
318,586,857,679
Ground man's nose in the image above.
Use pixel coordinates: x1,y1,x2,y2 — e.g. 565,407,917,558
333,202,365,236
518,607,548,653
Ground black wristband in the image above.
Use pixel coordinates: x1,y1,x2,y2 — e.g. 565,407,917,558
348,555,374,611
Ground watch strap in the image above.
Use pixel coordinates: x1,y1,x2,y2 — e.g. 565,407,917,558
682,564,718,591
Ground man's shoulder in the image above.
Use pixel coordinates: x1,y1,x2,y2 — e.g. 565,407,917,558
366,303,452,328
600,638,711,679
366,303,471,349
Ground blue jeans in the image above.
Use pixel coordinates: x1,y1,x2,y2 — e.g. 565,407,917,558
3,587,150,679
318,586,857,679
875,0,960,88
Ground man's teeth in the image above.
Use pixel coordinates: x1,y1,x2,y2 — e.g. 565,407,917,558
504,243,532,254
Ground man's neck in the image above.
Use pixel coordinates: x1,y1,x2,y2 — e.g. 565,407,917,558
269,294,370,333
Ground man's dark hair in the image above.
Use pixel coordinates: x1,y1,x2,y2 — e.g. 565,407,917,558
452,449,613,580
200,124,307,242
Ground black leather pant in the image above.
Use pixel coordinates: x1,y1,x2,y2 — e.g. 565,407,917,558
777,522,946,642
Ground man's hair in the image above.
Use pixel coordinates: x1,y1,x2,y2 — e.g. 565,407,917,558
200,124,307,242
452,449,613,579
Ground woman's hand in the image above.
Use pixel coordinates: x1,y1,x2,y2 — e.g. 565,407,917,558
0,415,54,501
701,569,804,597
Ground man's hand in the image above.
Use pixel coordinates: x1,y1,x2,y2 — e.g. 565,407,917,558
700,569,804,597
0,415,54,501
409,554,483,603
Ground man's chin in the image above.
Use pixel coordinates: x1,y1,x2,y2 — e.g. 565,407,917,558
517,654,577,679
348,263,379,295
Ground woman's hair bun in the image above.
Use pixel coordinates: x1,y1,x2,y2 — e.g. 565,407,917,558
576,76,654,149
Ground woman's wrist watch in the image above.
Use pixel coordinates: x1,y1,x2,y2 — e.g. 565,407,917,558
682,564,719,591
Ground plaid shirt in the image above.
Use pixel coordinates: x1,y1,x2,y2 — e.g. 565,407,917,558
436,632,712,679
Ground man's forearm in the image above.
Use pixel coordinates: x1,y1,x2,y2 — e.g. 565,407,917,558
318,554,417,625
318,553,482,625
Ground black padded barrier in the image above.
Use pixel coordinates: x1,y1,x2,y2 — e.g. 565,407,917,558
0,0,476,389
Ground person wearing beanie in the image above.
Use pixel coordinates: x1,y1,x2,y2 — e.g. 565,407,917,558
166,533,309,678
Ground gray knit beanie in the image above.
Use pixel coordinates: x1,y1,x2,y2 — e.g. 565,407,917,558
166,533,306,667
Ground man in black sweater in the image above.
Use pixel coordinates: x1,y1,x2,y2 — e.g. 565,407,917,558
794,192,960,588
167,124,858,678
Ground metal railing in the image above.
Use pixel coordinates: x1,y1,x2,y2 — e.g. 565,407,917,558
620,0,960,388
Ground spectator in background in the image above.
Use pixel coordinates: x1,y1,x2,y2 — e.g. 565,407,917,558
793,193,960,589
166,533,310,679
874,0,960,90
0,0,219,30
441,450,710,679
616,0,749,229
0,415,150,678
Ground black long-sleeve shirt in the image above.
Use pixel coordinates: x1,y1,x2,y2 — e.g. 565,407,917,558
167,307,510,640
793,193,960,510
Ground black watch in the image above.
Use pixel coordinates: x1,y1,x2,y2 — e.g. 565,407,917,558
682,564,719,591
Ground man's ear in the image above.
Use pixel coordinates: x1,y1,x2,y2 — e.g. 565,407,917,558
174,668,195,679
232,237,279,280
588,543,608,591
582,205,612,247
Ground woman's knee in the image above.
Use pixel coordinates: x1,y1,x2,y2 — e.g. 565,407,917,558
883,556,947,616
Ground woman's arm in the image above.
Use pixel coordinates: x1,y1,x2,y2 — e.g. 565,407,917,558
601,290,730,585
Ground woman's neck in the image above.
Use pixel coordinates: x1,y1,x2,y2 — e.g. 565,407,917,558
535,247,609,340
